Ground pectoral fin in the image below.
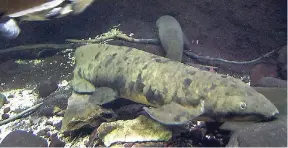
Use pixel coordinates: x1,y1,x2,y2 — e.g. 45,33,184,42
143,101,204,125
72,78,95,94
89,87,118,105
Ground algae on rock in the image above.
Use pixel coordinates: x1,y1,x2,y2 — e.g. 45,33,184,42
96,115,172,147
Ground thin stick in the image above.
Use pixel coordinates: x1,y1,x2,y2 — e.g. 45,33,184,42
0,102,43,126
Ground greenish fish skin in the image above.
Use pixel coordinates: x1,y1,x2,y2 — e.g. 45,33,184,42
156,15,184,62
72,44,279,125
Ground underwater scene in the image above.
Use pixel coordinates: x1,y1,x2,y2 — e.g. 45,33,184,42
0,0,287,147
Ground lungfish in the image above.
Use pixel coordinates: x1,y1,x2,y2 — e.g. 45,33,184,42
71,44,279,125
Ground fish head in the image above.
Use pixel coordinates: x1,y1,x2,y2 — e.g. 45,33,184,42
202,81,279,122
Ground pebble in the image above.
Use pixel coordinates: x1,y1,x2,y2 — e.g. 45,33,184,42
7,95,14,98
4,100,9,104
37,80,58,98
1,113,9,120
46,121,54,126
3,107,10,113
53,121,62,131
49,134,66,147
40,107,54,117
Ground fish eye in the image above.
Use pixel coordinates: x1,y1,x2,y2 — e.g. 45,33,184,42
240,102,247,109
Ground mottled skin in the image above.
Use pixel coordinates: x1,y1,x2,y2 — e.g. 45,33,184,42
156,15,184,62
72,44,279,125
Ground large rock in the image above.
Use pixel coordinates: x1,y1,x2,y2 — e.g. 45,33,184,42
226,115,287,147
0,130,48,147
96,115,172,147
256,77,287,88
61,92,117,133
250,64,278,86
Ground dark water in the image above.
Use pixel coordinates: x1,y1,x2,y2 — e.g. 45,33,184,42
0,0,286,50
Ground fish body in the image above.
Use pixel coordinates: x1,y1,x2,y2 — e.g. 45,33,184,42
72,44,279,125
156,15,184,62
0,0,95,39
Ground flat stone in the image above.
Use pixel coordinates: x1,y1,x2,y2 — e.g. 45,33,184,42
226,115,287,147
96,115,172,147
0,130,48,147
256,77,287,88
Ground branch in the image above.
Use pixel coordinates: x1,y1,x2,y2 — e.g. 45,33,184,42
67,33,276,65
0,102,43,126
183,50,275,65
67,33,160,45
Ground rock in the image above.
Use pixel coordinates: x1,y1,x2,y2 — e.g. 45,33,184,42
40,107,54,117
40,106,64,117
49,134,66,147
37,80,58,98
256,77,287,88
0,93,6,108
250,63,278,86
46,121,54,126
37,85,71,118
1,113,9,119
0,130,48,147
253,87,287,115
3,107,10,113
7,94,14,98
37,129,49,137
96,115,172,147
54,121,62,130
277,45,287,80
61,93,117,133
226,115,287,147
